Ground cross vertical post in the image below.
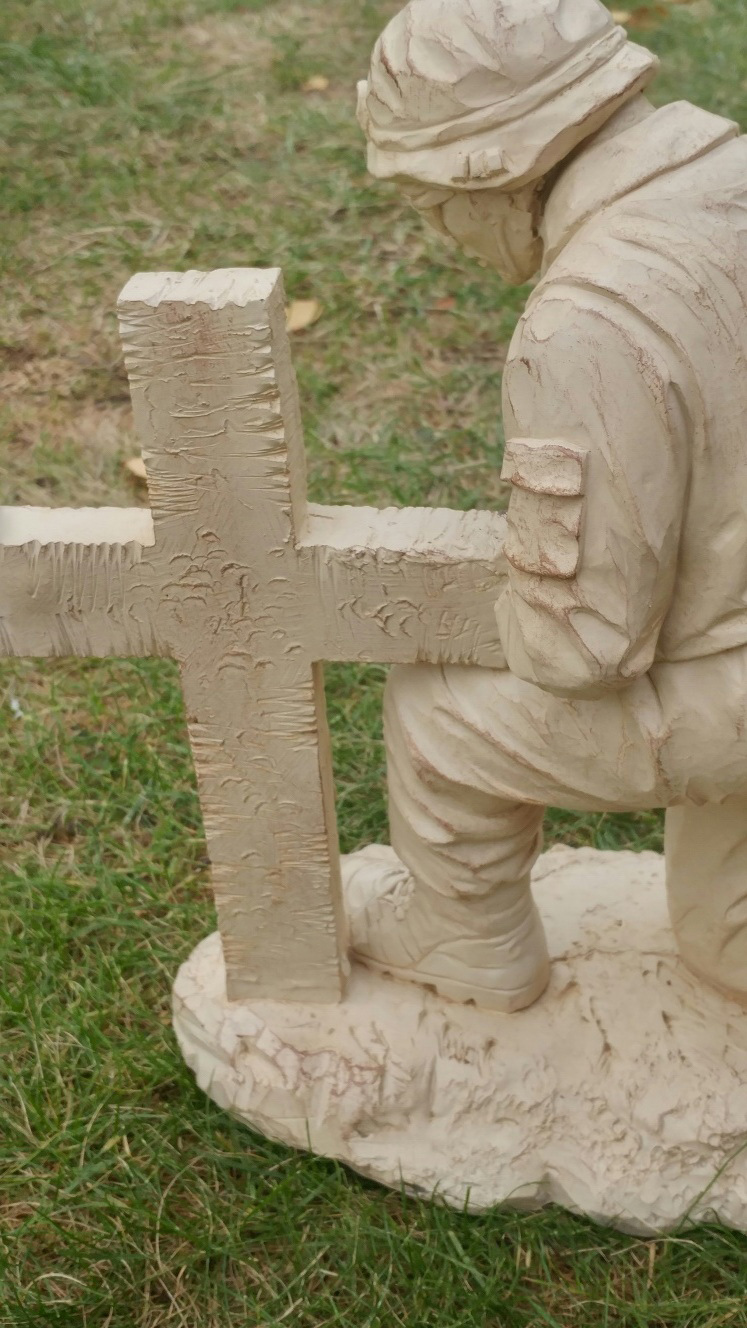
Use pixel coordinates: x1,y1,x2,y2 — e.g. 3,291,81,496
118,269,348,1004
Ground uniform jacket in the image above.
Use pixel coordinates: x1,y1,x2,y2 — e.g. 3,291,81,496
497,100,747,696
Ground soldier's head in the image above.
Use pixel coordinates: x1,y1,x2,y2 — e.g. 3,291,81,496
357,0,658,283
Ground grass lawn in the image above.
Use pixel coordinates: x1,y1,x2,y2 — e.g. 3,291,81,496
2,0,747,1322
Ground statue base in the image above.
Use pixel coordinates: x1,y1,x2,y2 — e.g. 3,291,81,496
172,845,747,1235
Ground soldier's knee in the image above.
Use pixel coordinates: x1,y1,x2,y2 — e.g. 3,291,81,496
384,664,443,728
384,665,455,786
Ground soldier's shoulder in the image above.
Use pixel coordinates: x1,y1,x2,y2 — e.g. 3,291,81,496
510,279,625,356
506,276,680,390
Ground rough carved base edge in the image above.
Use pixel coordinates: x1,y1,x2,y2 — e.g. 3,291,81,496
172,846,747,1235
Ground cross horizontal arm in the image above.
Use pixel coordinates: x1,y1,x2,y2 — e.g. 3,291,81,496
0,507,160,659
301,503,507,667
0,504,508,666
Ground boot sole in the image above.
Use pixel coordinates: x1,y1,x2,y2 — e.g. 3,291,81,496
353,951,551,1014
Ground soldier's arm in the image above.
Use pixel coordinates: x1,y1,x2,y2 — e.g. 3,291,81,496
496,284,690,697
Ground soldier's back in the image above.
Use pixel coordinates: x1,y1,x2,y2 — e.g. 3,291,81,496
539,104,747,664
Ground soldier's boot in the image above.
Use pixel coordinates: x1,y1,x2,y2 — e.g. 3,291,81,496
342,844,550,1013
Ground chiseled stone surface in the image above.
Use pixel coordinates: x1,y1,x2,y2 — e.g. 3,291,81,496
173,845,747,1235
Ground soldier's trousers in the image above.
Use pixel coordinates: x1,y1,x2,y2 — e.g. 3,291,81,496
384,650,747,997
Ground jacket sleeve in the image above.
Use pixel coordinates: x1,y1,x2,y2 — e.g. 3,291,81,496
496,283,690,697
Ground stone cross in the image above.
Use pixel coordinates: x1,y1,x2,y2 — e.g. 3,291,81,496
0,268,508,1004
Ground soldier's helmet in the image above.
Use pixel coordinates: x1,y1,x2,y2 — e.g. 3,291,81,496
357,0,658,192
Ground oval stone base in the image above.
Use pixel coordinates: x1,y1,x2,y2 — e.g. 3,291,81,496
172,845,747,1235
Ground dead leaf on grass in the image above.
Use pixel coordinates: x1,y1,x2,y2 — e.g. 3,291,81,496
623,4,669,27
286,299,322,333
125,456,147,481
301,75,329,92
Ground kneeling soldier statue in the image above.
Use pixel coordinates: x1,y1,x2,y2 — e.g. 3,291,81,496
351,0,747,1012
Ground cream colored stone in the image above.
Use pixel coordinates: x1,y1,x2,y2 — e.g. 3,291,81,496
173,843,747,1236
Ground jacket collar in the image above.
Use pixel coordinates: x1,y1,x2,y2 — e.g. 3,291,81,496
541,100,739,268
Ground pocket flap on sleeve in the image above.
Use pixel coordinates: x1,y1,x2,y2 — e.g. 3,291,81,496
504,490,584,579
501,438,588,497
